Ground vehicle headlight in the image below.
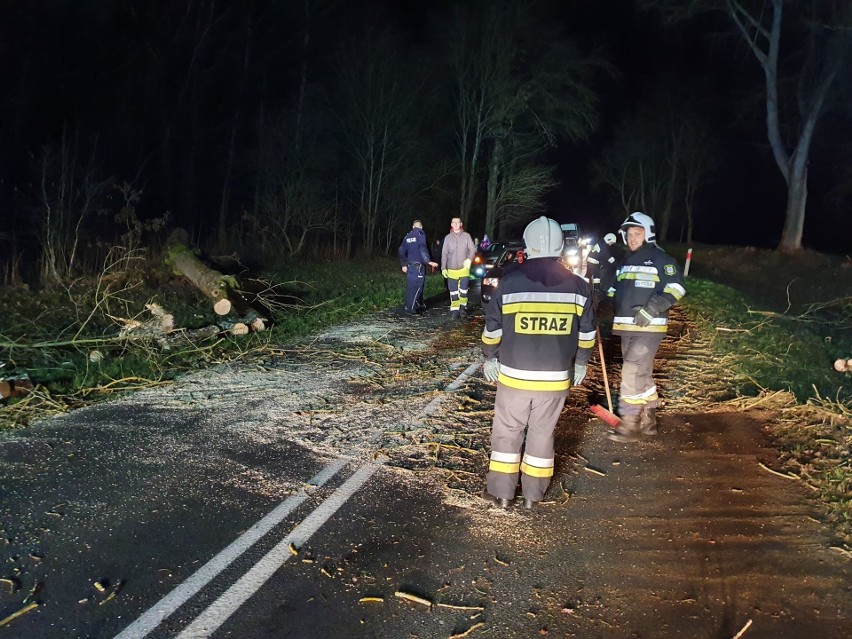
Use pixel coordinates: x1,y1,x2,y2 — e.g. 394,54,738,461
483,277,499,287
474,266,486,276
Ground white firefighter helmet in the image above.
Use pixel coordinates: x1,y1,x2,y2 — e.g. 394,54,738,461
603,233,617,246
619,211,656,244
523,216,563,258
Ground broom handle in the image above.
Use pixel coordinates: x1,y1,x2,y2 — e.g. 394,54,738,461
590,277,615,414
597,328,614,414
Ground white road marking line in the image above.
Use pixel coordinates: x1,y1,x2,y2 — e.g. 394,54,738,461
118,350,474,638
175,461,382,639
425,356,482,415
113,457,350,639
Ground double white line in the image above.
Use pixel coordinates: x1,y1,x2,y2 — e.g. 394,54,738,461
114,459,380,639
115,355,482,639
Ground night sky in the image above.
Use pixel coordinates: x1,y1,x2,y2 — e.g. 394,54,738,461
1,0,849,280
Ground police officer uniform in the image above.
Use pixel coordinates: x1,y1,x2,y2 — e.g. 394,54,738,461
398,222,434,315
607,212,685,441
481,216,596,508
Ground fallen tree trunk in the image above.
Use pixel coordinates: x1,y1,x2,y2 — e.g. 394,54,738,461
165,228,242,316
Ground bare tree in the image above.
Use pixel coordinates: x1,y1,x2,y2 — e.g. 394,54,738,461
333,32,424,254
681,119,718,243
446,2,601,239
492,157,558,237
446,5,510,227
36,127,113,286
727,0,850,250
652,0,852,251
254,107,336,258
593,79,719,241
593,115,668,229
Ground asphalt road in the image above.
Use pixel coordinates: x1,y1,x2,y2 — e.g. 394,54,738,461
1,303,850,639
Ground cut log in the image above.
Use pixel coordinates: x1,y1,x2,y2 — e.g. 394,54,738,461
0,375,34,400
119,304,176,338
213,298,232,316
165,229,241,316
164,229,269,332
229,322,249,336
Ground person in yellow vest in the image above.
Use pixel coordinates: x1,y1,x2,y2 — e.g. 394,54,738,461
481,216,596,509
440,217,476,318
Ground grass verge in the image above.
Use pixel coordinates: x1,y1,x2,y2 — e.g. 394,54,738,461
675,245,851,544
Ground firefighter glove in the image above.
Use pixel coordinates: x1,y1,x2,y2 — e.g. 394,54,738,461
441,269,449,278
573,364,587,386
463,258,472,269
644,294,671,316
483,358,500,382
634,307,654,327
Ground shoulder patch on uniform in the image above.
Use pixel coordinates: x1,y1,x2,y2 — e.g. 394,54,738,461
664,264,676,276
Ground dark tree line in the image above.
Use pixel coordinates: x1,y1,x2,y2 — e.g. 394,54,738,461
0,0,606,286
0,0,850,287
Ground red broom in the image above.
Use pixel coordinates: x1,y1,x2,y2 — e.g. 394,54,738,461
590,322,622,428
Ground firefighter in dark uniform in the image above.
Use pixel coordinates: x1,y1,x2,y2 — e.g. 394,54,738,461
586,232,622,295
606,212,686,442
481,216,596,509
398,220,438,315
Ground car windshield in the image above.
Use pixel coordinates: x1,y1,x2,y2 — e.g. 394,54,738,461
498,245,525,266
482,243,505,262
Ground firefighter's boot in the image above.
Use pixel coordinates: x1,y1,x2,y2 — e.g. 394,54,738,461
608,414,642,443
638,406,657,436
481,489,511,509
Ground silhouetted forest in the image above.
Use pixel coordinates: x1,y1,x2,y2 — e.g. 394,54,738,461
1,0,850,286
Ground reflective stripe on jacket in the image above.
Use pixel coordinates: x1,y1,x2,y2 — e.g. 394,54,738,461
608,243,686,334
482,258,596,393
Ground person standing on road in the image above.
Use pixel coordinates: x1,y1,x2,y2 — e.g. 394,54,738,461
606,212,686,442
441,217,476,319
481,216,596,509
398,220,439,316
586,232,623,296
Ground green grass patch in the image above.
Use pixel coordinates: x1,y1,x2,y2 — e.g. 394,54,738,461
263,257,446,338
681,277,850,406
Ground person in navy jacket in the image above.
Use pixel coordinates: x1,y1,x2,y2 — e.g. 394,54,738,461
398,220,438,315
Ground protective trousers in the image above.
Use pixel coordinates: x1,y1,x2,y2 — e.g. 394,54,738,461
617,332,665,416
487,384,567,503
404,263,425,313
446,269,469,317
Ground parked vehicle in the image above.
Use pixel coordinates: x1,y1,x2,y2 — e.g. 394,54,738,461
560,223,591,276
468,241,510,307
471,242,505,278
480,241,526,305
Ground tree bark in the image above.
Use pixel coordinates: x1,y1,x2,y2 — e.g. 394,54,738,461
484,135,503,238
780,164,807,251
165,228,239,316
